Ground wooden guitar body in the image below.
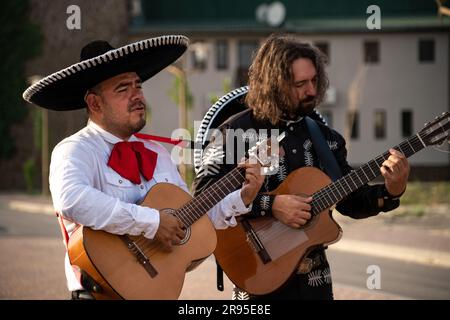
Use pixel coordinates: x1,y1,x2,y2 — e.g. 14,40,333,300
68,183,217,299
214,167,342,295
215,112,450,295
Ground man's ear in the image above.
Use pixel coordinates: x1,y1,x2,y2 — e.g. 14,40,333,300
85,94,102,114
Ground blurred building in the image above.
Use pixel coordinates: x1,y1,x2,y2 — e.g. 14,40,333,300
1,0,129,191
130,0,450,179
3,0,449,191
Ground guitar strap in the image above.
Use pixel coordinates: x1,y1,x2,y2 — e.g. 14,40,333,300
216,259,224,291
305,116,342,182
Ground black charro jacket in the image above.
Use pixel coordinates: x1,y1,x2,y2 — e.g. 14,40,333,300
192,108,400,299
192,109,399,219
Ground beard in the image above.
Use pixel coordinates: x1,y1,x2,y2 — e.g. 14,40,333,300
128,101,147,133
281,96,316,118
131,117,146,133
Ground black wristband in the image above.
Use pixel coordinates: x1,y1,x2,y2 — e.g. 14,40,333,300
377,184,401,212
381,184,405,201
250,194,275,217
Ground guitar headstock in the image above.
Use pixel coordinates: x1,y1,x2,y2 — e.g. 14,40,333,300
248,132,286,173
420,112,450,146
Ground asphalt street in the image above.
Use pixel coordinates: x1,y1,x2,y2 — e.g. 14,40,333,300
1,201,449,300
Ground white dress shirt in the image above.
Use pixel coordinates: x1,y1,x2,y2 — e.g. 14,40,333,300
50,120,250,291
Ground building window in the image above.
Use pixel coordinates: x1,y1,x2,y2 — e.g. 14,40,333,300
238,40,258,68
364,40,379,64
320,110,333,127
191,41,208,71
216,40,229,70
374,110,386,139
347,111,359,139
314,41,330,64
401,110,413,137
236,40,259,86
419,39,435,63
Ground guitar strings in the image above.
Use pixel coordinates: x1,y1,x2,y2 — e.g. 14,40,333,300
312,134,424,212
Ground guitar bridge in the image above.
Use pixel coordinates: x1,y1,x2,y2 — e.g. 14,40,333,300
242,220,271,264
120,235,158,278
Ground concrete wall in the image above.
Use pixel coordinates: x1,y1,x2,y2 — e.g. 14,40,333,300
319,32,449,166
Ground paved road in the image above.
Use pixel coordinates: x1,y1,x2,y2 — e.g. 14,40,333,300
1,203,449,300
328,250,450,300
0,207,67,299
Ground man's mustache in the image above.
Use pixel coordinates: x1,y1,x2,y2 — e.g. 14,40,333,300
302,96,315,104
128,101,146,111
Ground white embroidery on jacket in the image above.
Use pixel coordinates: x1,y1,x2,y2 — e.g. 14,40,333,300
307,270,324,287
322,267,332,284
276,157,288,182
197,145,224,178
303,139,314,167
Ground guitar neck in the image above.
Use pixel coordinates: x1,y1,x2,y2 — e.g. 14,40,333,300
177,167,246,227
312,132,427,214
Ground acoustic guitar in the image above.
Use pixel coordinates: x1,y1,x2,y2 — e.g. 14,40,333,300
67,134,283,299
214,112,450,295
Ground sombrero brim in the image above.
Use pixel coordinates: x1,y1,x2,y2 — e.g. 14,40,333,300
23,35,189,111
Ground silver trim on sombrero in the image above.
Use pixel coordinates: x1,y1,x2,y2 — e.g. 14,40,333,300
194,86,329,173
23,35,189,103
194,86,249,173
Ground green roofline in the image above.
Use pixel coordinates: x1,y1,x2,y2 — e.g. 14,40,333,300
131,0,450,34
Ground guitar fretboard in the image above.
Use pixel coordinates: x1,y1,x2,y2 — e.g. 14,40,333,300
311,132,426,214
175,167,246,227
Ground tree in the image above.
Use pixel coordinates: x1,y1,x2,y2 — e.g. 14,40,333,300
0,0,42,159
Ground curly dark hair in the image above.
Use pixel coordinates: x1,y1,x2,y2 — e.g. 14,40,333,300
245,34,329,125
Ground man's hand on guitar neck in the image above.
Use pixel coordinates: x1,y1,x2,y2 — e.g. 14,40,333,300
154,211,186,250
380,148,410,198
239,160,265,207
272,195,313,228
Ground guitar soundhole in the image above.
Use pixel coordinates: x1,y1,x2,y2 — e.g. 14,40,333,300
179,227,191,245
162,208,191,246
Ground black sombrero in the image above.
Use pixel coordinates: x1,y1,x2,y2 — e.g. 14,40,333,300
194,86,329,173
23,35,189,111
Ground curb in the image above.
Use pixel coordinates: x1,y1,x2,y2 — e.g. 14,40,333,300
6,200,54,216
3,196,450,270
330,238,450,269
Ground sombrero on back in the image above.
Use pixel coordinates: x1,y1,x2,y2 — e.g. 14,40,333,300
23,35,189,111
194,86,329,174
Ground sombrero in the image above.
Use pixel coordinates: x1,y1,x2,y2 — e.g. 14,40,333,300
194,86,329,173
23,35,189,111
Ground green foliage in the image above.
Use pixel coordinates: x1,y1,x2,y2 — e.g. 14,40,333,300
145,103,152,124
185,165,195,191
168,76,193,110
32,108,42,150
400,182,450,205
23,157,36,193
0,0,42,159
208,77,231,105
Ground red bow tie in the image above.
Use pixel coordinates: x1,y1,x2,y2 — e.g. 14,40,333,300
107,141,158,184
